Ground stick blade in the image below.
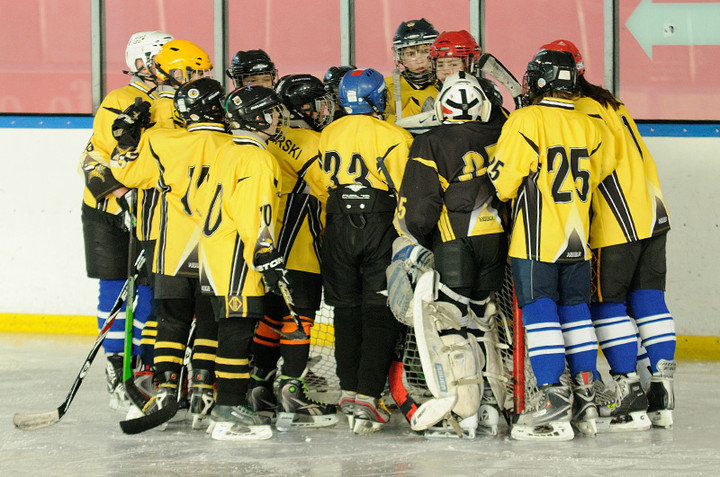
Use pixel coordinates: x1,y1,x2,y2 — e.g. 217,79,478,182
119,400,178,434
13,410,61,430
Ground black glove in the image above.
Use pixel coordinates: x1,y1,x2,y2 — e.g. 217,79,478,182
113,98,151,149
255,249,288,296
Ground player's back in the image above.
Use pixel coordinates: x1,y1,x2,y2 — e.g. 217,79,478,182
574,97,670,248
490,97,617,262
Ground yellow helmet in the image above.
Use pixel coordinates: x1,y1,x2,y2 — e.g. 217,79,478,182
154,39,213,86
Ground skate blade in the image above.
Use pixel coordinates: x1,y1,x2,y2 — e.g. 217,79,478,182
597,411,651,433
343,412,355,430
210,422,273,441
511,421,574,441
192,414,209,430
352,418,386,435
424,427,476,439
275,412,339,432
649,409,673,428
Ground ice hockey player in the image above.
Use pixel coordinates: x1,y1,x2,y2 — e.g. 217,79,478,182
393,72,508,437
323,65,355,121
248,74,337,431
488,49,618,441
110,78,228,428
79,30,172,410
226,49,278,89
385,18,439,123
195,85,284,441
430,30,482,86
316,68,413,434
547,39,675,430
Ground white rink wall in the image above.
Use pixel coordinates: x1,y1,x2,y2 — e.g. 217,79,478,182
0,128,718,336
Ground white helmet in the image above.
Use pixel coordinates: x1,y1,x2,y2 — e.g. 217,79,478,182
125,31,174,76
434,71,491,123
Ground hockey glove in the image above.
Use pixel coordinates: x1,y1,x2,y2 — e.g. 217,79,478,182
391,237,434,284
255,249,289,296
113,98,151,150
116,189,137,232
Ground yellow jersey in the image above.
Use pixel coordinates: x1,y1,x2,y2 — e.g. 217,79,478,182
385,72,438,124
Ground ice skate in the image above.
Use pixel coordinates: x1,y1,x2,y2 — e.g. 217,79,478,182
133,364,156,400
477,383,503,436
424,412,477,439
190,369,215,430
352,394,391,434
571,371,598,436
248,369,278,423
596,372,651,432
274,376,338,431
105,354,130,411
647,359,675,428
339,390,356,429
207,404,273,441
511,384,574,441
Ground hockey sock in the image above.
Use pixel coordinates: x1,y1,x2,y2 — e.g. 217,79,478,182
627,289,676,372
333,306,362,392
589,302,637,374
522,298,565,386
251,315,281,371
190,295,218,375
97,279,128,354
139,297,159,366
280,309,314,378
153,298,194,377
215,318,256,406
132,284,152,356
558,303,598,376
357,304,403,398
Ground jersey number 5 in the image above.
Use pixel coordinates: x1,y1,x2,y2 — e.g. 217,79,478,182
547,146,590,203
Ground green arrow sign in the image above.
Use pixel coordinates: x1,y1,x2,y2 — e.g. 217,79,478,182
626,0,720,59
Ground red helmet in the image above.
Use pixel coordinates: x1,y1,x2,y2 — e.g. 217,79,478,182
430,30,482,73
541,39,584,75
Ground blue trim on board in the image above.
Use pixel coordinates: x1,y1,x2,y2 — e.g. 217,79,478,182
636,122,720,138
0,115,93,129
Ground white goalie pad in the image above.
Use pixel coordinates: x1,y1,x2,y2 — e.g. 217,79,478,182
411,395,457,432
413,271,482,422
469,302,509,411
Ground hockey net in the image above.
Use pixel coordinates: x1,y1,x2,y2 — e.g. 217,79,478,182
305,262,542,416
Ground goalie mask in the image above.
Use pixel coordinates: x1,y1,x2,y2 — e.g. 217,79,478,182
125,31,174,79
434,71,491,123
275,74,335,131
225,86,289,141
154,40,213,87
522,49,578,105
174,77,226,126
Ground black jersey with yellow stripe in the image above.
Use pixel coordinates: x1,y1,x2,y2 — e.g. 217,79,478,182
197,131,282,311
394,116,506,249
489,97,618,263
574,98,670,248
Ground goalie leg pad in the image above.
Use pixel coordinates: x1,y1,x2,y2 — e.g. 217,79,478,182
445,333,481,419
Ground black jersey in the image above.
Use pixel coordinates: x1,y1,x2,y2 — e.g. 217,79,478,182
395,116,506,249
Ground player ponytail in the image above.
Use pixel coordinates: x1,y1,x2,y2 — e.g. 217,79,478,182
577,75,622,111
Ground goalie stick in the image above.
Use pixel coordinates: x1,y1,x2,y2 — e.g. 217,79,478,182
119,319,196,434
13,250,146,431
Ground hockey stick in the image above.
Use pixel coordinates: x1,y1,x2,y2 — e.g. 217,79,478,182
119,319,196,434
275,278,309,341
13,250,146,431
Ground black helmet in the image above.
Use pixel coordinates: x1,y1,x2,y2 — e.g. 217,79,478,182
275,74,334,131
392,19,438,87
225,85,288,139
174,77,226,125
226,49,277,88
323,65,356,94
523,49,578,105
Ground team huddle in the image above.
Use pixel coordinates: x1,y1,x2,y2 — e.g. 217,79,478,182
79,19,676,442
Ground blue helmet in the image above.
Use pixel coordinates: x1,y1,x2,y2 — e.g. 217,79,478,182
337,68,386,115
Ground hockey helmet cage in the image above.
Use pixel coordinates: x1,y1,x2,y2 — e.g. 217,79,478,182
337,68,387,115
434,71,491,123
541,39,585,75
154,40,213,86
174,77,226,125
523,49,578,104
225,85,289,140
430,30,482,74
125,31,174,77
323,65,356,94
226,49,278,88
275,74,335,131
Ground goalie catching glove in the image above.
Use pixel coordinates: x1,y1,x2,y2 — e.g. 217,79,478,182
112,97,152,150
386,236,434,326
255,249,289,296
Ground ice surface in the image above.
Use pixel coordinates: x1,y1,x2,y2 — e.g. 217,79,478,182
1,333,719,476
